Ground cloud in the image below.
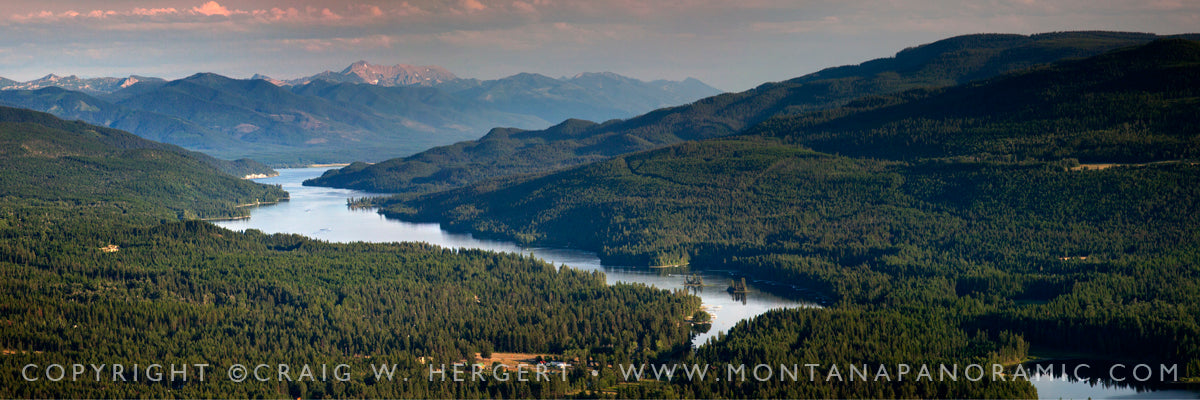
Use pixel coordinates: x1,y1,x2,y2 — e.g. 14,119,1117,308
7,1,393,26
512,1,537,14
132,7,179,17
462,0,489,13
191,2,236,17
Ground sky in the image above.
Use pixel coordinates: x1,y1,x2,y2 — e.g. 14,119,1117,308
1,0,1198,91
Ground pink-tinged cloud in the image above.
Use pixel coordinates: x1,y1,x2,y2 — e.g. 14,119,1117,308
8,2,407,26
361,5,384,17
392,2,426,17
318,7,342,21
191,1,235,17
133,8,179,17
463,0,488,13
511,1,537,14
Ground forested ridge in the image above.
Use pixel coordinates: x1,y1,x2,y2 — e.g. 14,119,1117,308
751,38,1200,163
0,106,287,220
305,31,1190,194
0,105,276,177
0,108,703,398
368,39,1200,397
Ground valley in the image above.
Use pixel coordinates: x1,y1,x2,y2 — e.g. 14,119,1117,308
2,28,1199,399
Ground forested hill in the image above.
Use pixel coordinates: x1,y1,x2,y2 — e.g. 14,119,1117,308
0,106,286,220
0,105,276,178
305,31,1180,193
751,38,1200,162
371,39,1200,388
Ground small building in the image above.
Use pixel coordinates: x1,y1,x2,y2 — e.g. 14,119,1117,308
100,244,119,253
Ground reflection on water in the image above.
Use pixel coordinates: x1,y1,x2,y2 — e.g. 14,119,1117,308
215,168,818,346
1025,359,1200,399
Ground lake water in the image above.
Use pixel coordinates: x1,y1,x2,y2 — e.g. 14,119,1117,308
1022,359,1200,400
216,168,1200,399
215,168,818,346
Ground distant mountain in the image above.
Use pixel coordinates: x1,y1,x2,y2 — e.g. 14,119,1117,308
306,31,1178,193
3,63,721,165
266,62,721,123
95,72,545,164
266,61,459,87
250,74,287,86
0,74,165,95
438,71,722,124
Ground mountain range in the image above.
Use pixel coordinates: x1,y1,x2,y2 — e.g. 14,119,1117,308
307,31,1191,193
0,74,166,95
254,60,459,87
0,62,721,165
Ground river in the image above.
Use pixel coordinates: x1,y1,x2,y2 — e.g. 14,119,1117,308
216,168,1199,399
215,168,818,347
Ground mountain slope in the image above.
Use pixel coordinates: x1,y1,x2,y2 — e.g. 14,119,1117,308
371,39,1200,374
307,31,1174,193
0,106,286,219
0,102,274,178
751,38,1200,162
